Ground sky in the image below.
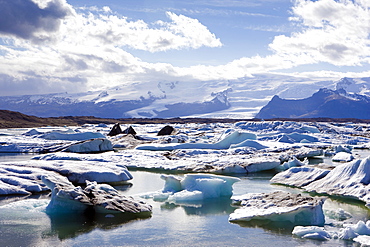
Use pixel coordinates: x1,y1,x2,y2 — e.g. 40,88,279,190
0,0,369,96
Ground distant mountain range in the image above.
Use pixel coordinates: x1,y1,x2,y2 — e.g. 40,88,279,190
1,75,370,119
256,78,370,119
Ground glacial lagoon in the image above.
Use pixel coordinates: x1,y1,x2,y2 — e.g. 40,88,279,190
1,121,370,246
1,161,370,246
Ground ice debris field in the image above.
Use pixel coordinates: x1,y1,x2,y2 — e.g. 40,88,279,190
1,120,370,245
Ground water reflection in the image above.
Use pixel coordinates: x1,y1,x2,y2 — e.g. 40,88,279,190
231,219,295,234
160,198,236,216
44,212,152,240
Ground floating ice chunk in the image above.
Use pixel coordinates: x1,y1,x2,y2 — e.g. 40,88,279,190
278,133,318,143
23,129,42,136
0,180,30,195
270,167,330,187
332,152,354,162
147,174,240,202
230,140,268,150
0,160,132,195
325,145,353,156
334,145,353,153
229,191,326,226
42,175,152,215
300,125,320,133
243,158,280,173
324,208,352,221
292,226,331,240
136,131,256,151
354,235,370,246
214,131,256,149
168,190,204,202
0,198,49,212
339,227,358,240
64,138,113,153
304,156,370,207
277,157,306,171
343,220,370,236
40,131,105,141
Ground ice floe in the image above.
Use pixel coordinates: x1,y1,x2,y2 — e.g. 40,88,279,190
271,156,370,208
229,191,326,226
0,160,132,195
143,174,240,202
293,220,370,241
42,174,152,215
271,167,330,187
332,151,354,162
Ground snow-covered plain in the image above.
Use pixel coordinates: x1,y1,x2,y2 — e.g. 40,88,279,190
1,120,370,245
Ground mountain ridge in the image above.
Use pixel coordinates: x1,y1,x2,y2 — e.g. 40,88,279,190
1,74,370,119
256,88,370,119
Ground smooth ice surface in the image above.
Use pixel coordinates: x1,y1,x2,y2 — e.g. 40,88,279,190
229,191,326,226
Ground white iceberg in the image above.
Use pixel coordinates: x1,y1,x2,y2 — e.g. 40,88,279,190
292,226,331,240
0,160,132,195
270,167,330,187
277,157,307,171
64,138,113,153
42,175,152,215
354,235,370,246
304,156,370,207
229,191,326,226
332,152,354,162
144,174,240,202
40,131,106,141
136,131,256,151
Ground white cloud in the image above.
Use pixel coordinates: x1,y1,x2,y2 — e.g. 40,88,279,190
0,0,370,97
0,1,223,95
269,0,370,66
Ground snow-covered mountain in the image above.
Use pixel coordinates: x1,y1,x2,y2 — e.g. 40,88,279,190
1,74,369,119
256,86,370,119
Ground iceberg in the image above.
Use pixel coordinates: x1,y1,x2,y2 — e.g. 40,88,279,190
332,152,354,162
0,160,132,195
64,138,113,153
42,175,152,215
136,131,256,151
304,156,370,207
270,167,330,187
229,191,326,226
354,235,370,246
292,226,331,240
40,131,106,141
292,220,370,242
144,174,240,202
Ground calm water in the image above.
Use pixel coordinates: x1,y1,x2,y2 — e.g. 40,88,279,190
1,152,370,246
